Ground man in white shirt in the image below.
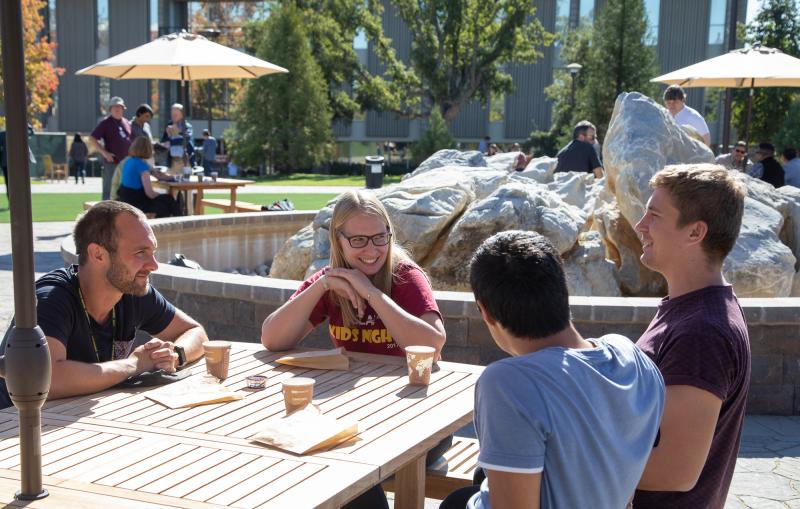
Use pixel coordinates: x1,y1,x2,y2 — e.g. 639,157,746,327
664,85,710,146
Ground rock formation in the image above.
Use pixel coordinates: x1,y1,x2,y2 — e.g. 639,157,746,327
269,92,797,298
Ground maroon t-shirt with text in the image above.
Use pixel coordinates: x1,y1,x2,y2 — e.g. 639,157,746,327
291,263,441,357
633,285,751,509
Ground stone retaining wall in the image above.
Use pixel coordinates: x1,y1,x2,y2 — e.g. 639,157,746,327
61,212,800,415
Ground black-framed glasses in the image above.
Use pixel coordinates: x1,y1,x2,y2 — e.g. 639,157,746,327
339,231,392,248
734,149,746,154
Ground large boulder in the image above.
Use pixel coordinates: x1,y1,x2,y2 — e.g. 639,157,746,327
604,92,715,228
563,231,621,296
485,152,519,172
514,156,558,183
402,149,486,180
269,224,314,280
428,182,585,290
723,197,796,297
593,194,665,296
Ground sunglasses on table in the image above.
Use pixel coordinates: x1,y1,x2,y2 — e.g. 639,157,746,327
339,231,392,248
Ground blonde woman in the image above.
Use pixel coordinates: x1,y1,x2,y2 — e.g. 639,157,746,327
261,190,445,358
116,137,180,218
261,190,447,509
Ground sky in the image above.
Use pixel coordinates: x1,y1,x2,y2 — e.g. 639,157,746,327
746,0,765,23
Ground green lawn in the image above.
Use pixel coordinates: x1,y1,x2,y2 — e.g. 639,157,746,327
252,173,402,186
0,192,337,223
0,176,48,185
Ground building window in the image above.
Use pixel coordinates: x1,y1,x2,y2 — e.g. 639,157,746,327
96,0,110,116
644,0,660,46
708,0,726,45
579,0,594,26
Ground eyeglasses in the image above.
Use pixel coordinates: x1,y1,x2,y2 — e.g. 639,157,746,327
734,150,746,155
339,231,392,248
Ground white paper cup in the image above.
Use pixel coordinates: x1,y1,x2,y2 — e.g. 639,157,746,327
282,377,316,414
406,346,436,386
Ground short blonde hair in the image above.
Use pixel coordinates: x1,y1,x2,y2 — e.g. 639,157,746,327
650,164,745,264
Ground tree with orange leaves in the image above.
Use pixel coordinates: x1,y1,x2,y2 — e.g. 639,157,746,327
0,0,63,129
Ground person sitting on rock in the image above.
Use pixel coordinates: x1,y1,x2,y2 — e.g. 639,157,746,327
663,85,710,146
261,189,447,509
715,141,752,173
438,230,664,509
554,121,603,178
752,142,784,188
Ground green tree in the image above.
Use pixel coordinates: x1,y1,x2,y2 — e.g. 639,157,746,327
0,0,64,129
227,4,333,173
774,98,800,151
391,0,553,122
410,108,455,163
733,0,800,143
576,0,658,138
532,26,592,153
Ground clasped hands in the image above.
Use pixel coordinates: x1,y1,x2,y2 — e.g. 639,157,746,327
129,338,179,374
321,268,377,319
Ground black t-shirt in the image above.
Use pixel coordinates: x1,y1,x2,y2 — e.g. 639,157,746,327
554,140,601,174
0,266,176,407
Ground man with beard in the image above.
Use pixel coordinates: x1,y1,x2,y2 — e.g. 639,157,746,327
0,201,207,406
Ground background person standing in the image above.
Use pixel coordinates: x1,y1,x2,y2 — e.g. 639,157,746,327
663,85,710,146
200,129,217,175
89,96,132,200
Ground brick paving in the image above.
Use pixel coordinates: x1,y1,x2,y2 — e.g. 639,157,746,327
0,220,796,508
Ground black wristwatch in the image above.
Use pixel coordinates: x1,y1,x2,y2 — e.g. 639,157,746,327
174,344,187,369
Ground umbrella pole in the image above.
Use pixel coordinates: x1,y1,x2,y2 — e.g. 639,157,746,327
0,0,51,500
745,81,754,149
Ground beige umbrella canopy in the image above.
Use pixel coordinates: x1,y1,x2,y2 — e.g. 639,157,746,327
76,30,288,80
652,45,800,145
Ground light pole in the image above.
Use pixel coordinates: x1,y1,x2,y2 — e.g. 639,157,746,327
198,28,221,134
567,62,582,108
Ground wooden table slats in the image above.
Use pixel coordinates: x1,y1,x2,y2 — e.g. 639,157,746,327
0,343,480,508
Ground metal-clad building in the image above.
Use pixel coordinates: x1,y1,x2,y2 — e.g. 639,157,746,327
47,0,747,147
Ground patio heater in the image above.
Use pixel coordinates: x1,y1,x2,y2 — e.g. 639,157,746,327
0,0,52,501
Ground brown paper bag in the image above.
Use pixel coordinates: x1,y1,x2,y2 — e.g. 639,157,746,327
145,377,243,409
251,407,359,455
275,347,349,370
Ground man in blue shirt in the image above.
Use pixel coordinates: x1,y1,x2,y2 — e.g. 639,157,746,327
200,129,218,175
0,201,207,406
440,231,664,509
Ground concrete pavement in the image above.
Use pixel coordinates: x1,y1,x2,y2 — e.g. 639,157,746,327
0,220,797,508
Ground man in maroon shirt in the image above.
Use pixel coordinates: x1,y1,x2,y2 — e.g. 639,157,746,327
633,164,751,509
89,96,132,200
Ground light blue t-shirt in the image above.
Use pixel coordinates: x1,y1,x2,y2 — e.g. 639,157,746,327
784,158,800,187
468,334,665,509
120,157,150,190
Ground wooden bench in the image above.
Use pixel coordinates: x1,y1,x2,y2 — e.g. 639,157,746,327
383,436,479,500
199,198,262,213
83,201,156,219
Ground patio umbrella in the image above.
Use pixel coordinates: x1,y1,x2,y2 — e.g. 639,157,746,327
76,30,288,80
0,0,52,501
76,30,287,169
651,44,800,146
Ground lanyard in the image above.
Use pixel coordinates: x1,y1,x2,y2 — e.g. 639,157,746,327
77,286,116,363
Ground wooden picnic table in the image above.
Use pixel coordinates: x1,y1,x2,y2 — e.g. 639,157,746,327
0,342,482,508
152,177,254,216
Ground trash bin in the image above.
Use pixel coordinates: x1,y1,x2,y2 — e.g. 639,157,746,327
365,155,384,189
